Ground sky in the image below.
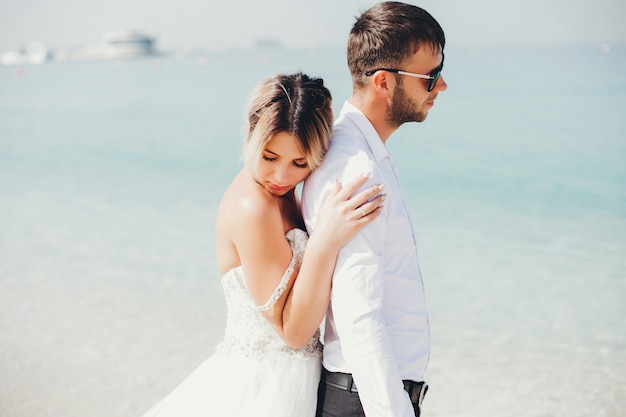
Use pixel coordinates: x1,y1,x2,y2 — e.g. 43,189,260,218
1,0,626,53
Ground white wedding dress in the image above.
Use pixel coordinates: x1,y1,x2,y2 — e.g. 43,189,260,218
141,228,322,417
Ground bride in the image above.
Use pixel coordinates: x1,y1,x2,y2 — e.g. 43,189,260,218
140,72,385,417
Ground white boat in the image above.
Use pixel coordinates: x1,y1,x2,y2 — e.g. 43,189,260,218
0,42,51,65
54,29,156,61
101,29,155,57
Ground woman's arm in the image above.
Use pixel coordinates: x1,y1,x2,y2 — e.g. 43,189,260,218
281,174,385,346
234,174,384,347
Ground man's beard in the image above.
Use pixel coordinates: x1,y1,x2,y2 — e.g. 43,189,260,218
386,84,427,128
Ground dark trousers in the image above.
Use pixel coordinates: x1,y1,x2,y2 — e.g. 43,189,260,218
315,369,425,417
316,379,365,417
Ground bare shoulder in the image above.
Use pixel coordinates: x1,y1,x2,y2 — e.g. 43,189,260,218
216,170,280,234
216,171,293,304
216,170,284,274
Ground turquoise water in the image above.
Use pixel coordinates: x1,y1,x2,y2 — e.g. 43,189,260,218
1,45,625,416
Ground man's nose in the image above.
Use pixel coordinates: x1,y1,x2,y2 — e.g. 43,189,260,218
435,75,447,91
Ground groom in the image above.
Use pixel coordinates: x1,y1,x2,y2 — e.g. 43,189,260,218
302,2,447,416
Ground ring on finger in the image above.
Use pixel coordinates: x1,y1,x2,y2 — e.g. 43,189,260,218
360,207,366,217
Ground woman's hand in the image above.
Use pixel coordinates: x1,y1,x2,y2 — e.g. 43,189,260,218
312,173,385,250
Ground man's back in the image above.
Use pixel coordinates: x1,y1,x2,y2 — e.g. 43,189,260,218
302,101,429,416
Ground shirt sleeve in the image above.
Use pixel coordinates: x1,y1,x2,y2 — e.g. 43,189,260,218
331,205,415,417
303,159,414,417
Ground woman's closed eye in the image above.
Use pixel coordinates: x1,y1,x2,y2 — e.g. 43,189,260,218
262,152,308,169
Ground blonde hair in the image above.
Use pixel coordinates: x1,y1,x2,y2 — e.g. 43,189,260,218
243,73,333,171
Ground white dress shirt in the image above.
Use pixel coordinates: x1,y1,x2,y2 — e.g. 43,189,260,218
302,101,430,417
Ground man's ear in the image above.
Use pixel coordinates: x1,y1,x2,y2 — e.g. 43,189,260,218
371,71,393,98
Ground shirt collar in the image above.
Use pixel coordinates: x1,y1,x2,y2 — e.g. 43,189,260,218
338,101,390,163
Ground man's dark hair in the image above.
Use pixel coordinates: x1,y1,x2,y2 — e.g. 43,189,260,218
348,1,446,87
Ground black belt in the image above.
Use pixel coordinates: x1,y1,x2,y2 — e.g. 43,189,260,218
322,369,428,408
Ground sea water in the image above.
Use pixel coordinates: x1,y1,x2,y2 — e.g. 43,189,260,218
0,45,624,417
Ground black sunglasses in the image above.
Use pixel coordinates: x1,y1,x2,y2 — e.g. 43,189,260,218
364,53,445,92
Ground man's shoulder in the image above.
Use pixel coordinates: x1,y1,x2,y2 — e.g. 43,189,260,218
306,142,377,202
305,114,377,192
324,121,373,162
314,138,374,179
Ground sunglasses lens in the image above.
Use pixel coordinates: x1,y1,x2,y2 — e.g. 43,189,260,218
428,72,440,91
428,56,444,91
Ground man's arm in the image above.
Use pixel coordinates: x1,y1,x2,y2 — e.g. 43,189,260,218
303,159,414,417
331,214,415,417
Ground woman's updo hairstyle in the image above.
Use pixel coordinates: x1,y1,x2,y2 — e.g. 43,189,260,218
243,72,333,171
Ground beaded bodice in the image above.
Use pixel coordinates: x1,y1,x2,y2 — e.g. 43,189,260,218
214,228,322,360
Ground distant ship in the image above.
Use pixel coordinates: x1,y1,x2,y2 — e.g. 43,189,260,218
101,29,156,57
0,42,51,65
255,38,283,49
54,29,157,61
